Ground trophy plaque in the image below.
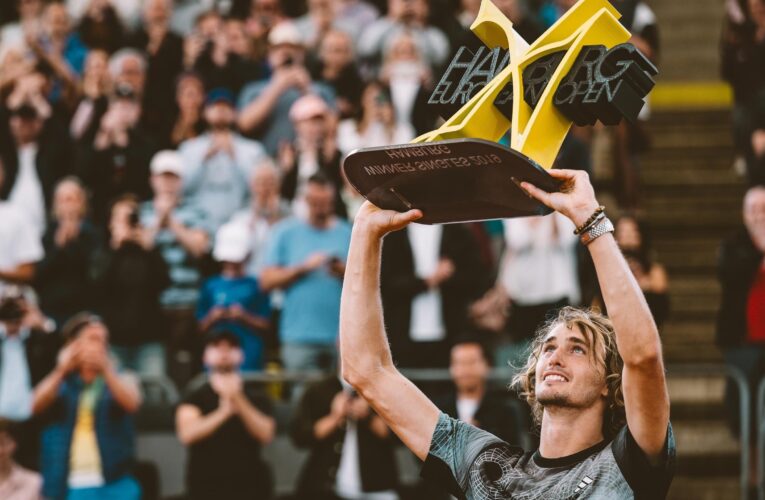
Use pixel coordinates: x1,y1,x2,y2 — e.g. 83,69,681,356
341,0,658,224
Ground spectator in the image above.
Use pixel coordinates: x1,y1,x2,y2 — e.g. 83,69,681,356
32,314,142,500
76,0,125,54
434,340,526,445
229,160,292,277
309,30,365,119
187,12,265,96
0,156,44,287
380,222,483,368
140,150,209,380
69,49,111,143
3,71,72,236
93,195,170,376
0,0,46,58
379,32,438,136
28,2,88,106
294,0,356,49
0,418,42,500
538,0,578,28
197,222,272,371
66,0,143,31
357,0,449,70
237,20,336,157
336,80,414,155
180,87,268,230
278,94,346,219
126,0,184,136
35,177,101,327
723,0,765,179
76,78,156,224
614,215,670,328
164,72,207,150
492,213,580,368
290,371,398,499
490,0,543,43
260,174,352,371
176,330,275,500
333,0,380,39
0,287,59,469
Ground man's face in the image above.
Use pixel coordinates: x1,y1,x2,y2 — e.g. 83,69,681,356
320,31,353,69
269,44,305,69
203,340,244,372
8,113,43,146
151,172,182,199
305,182,335,224
75,323,109,382
115,57,146,94
0,432,16,464
615,217,641,252
450,343,489,394
53,181,86,220
534,324,608,414
204,101,235,129
744,187,765,251
44,3,69,39
144,0,171,26
251,167,279,200
18,0,44,19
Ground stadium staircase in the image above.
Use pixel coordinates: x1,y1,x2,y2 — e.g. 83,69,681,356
634,1,748,497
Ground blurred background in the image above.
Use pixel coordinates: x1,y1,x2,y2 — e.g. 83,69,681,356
0,0,760,499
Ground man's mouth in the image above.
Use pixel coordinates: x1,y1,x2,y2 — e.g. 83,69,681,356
543,373,568,383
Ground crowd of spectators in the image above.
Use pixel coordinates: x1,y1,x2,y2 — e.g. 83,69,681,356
0,0,667,498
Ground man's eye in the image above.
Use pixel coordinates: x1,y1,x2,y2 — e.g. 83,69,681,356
544,345,555,353
572,346,585,354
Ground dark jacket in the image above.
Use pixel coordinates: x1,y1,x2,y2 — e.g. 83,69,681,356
380,225,484,354
39,376,136,500
433,388,526,447
290,376,399,497
35,220,102,326
716,228,765,347
0,328,59,387
280,149,348,219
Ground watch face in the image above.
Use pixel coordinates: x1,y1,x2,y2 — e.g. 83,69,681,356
342,139,561,224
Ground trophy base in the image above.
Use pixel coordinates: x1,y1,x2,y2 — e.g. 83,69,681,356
342,138,561,224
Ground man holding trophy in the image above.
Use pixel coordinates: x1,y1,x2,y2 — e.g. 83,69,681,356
338,0,674,497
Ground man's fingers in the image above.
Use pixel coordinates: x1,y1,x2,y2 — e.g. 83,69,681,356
545,168,580,180
520,181,552,208
391,209,423,227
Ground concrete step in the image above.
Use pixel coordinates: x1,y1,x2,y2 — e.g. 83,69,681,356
667,477,740,500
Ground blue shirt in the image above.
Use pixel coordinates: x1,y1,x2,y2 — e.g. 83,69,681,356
0,326,32,421
262,217,351,345
196,275,271,370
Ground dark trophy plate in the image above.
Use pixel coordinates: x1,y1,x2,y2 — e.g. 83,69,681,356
342,138,561,225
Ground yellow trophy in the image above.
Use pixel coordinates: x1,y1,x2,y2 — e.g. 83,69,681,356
342,0,657,224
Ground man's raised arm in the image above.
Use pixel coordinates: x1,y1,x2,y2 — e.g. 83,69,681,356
522,170,670,460
339,202,441,461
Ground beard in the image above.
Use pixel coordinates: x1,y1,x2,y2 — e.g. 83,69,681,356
536,390,575,408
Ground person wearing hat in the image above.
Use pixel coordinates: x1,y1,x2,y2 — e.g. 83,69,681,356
237,20,336,157
140,150,210,383
197,222,272,371
279,93,347,220
176,330,275,500
179,87,268,231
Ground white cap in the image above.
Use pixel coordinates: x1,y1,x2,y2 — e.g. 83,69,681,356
150,150,184,177
268,21,303,47
213,222,251,263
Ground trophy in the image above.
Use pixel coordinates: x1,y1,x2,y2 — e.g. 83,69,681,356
341,0,657,224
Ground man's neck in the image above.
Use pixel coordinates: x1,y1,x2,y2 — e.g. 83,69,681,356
0,460,13,482
538,406,605,458
456,384,484,401
310,216,334,230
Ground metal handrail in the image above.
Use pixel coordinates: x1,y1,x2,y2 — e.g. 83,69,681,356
176,363,751,499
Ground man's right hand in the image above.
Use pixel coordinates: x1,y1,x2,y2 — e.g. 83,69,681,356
353,201,423,239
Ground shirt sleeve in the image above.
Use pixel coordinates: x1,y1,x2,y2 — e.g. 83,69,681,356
420,412,509,499
611,423,676,500
12,213,44,265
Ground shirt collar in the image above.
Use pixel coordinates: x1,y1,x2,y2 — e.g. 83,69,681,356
0,324,31,341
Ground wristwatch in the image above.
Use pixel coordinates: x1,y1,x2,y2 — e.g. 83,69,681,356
580,217,614,246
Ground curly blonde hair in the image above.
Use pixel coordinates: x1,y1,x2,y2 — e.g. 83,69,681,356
511,307,626,438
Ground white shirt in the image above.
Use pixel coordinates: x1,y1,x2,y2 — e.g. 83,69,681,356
500,213,580,306
0,325,33,422
9,144,46,236
456,397,480,423
0,203,44,287
407,224,445,342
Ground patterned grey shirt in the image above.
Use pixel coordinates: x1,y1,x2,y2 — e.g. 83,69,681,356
421,413,675,500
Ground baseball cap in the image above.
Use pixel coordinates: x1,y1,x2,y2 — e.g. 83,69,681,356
205,87,235,107
268,21,303,47
213,222,251,263
288,94,330,122
150,150,184,177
